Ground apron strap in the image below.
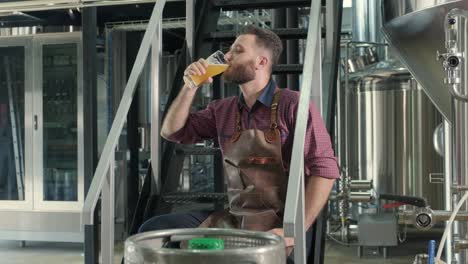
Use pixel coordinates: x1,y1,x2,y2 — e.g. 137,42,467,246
231,90,282,143
231,105,243,142
270,90,281,130
235,108,242,132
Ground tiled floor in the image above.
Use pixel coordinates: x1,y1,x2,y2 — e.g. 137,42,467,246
0,235,437,264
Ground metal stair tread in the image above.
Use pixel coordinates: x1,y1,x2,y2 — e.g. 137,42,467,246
163,192,228,204
175,145,221,155
207,28,309,41
273,64,303,74
213,0,312,10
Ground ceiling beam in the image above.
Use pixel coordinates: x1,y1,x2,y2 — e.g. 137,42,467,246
0,0,183,14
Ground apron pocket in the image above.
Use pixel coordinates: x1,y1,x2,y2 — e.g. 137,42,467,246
238,191,266,210
238,209,281,231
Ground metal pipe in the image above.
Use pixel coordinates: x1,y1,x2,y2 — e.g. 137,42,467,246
349,180,372,190
433,211,468,222
399,210,468,224
444,9,468,102
349,192,373,203
454,240,468,253
452,185,468,192
444,9,468,263
444,120,454,263
339,172,349,241
351,0,368,42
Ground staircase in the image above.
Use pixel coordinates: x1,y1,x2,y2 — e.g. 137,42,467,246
129,1,344,264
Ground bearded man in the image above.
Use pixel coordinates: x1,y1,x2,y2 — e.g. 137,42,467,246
139,25,340,263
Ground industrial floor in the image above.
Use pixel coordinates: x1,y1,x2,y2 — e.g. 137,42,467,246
0,236,435,264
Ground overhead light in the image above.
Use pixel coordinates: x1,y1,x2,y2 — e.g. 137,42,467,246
68,8,76,19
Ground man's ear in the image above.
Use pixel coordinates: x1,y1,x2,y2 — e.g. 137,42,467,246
257,56,269,70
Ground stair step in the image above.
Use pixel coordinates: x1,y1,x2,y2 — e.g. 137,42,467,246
207,28,311,42
273,64,303,74
175,146,221,156
163,192,227,204
213,0,311,10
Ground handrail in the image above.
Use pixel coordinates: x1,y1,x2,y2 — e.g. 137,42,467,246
82,0,166,226
283,0,322,263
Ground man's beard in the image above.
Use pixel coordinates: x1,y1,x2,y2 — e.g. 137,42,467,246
222,60,256,84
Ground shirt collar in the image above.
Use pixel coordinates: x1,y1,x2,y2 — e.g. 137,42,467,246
238,78,277,109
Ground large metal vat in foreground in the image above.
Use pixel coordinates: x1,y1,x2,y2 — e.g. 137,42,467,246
345,60,444,209
125,228,286,264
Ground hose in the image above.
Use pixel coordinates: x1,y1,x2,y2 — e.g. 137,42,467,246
435,191,468,263
326,234,358,247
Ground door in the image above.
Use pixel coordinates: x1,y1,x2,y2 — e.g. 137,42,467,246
33,33,84,211
0,36,33,210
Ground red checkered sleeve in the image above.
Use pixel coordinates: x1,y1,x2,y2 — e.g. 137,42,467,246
166,102,219,144
303,101,340,179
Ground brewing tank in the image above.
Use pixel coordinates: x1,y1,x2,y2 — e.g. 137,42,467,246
344,59,444,209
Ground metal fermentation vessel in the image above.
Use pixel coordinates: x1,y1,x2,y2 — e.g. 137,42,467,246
382,0,468,122
345,59,444,209
383,0,468,262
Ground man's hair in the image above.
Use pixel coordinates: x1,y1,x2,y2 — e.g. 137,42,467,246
239,25,283,67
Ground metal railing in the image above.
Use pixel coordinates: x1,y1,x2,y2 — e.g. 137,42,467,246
283,0,323,263
81,0,166,263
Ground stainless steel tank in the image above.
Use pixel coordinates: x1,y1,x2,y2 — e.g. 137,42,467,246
344,59,444,209
382,0,468,123
382,1,468,262
125,228,286,264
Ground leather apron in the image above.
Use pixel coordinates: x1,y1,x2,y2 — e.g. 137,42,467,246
199,91,288,232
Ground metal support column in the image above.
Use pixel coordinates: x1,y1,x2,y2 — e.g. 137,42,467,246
272,8,287,87
286,8,299,89
151,16,162,195
212,41,225,210
82,6,98,196
284,1,322,264
82,7,98,264
84,204,99,264
126,31,142,232
311,25,323,113
323,0,343,134
444,120,454,263
186,0,195,62
101,156,115,264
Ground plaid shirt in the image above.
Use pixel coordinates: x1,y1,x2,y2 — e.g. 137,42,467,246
168,79,340,179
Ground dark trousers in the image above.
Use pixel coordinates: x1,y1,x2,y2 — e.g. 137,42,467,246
139,211,314,264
